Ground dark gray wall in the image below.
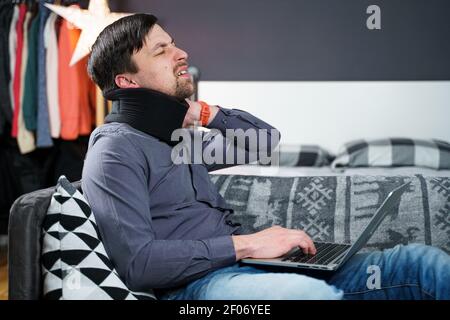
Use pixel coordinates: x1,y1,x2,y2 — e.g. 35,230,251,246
109,0,450,81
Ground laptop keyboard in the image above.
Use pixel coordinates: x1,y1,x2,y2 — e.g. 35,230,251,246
281,242,350,265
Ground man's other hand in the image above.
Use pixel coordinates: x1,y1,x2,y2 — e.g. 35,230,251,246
232,226,317,261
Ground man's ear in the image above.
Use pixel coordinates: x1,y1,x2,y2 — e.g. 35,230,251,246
115,74,139,89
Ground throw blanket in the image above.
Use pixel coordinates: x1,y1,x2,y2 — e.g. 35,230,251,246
210,174,450,254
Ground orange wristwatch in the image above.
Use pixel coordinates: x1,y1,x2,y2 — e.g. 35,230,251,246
198,101,211,127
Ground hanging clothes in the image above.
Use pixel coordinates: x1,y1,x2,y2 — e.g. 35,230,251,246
0,0,92,235
0,131,57,235
44,13,60,138
0,0,16,234
8,5,19,118
36,0,54,147
11,3,27,138
81,69,96,136
0,136,21,235
58,13,95,140
17,7,36,154
0,1,14,136
52,136,89,183
23,9,40,132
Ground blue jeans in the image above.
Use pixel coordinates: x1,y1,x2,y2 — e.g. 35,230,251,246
157,244,450,300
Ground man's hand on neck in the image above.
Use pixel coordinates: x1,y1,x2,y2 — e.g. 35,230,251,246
182,100,219,128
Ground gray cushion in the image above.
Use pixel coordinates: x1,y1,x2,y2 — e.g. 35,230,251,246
332,138,450,169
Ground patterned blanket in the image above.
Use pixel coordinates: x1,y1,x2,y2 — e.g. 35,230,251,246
210,174,450,254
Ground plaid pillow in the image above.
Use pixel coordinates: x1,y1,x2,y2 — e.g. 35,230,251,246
259,144,334,167
331,138,450,170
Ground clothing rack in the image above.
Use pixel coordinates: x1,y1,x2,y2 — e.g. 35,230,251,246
0,0,99,234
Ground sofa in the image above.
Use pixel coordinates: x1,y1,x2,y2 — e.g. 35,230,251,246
8,173,449,299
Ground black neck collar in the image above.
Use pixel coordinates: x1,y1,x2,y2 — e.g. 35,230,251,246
104,88,188,146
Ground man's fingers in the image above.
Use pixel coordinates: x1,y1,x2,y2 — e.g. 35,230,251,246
303,235,317,255
294,230,316,255
298,240,310,254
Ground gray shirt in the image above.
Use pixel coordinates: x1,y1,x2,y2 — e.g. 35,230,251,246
81,106,279,291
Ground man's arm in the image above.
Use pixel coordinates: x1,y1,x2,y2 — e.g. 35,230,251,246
82,134,236,291
181,102,317,258
183,101,281,171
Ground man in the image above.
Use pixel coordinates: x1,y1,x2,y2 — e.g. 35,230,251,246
83,13,450,300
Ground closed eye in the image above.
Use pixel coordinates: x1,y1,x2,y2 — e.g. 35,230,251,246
152,38,175,56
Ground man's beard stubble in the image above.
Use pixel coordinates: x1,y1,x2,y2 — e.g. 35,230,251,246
174,77,195,101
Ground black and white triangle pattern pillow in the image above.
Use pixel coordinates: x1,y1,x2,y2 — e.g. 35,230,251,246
41,176,155,300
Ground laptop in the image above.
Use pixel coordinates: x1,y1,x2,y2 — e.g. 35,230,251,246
241,182,410,271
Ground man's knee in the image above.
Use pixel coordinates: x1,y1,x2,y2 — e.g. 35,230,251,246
275,274,343,300
392,243,445,259
385,243,448,271
204,272,343,300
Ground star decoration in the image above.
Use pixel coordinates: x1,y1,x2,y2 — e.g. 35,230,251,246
45,0,131,66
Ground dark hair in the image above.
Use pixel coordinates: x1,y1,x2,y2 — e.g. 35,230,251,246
87,13,158,93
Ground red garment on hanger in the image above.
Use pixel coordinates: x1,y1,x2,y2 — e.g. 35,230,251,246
58,16,95,140
11,4,27,138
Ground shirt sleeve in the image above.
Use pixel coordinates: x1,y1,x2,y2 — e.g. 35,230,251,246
202,106,281,171
81,133,236,291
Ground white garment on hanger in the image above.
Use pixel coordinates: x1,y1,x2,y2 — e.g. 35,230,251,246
44,13,60,138
8,5,19,112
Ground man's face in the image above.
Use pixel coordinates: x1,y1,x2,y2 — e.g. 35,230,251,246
124,24,194,100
